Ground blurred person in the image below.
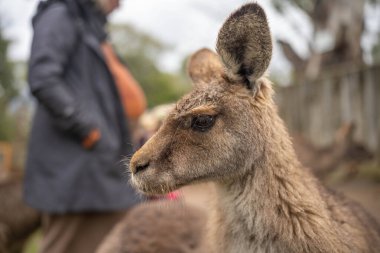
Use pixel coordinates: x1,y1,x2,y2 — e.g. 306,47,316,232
24,0,146,252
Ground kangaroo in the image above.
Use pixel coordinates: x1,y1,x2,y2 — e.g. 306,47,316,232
129,3,380,253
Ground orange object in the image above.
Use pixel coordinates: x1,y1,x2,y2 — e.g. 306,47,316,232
82,129,101,149
101,43,147,119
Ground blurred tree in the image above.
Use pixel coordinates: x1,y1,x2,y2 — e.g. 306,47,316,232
109,24,190,108
0,22,16,105
373,33,380,63
373,43,380,63
189,0,379,83
273,0,379,81
0,109,15,141
0,21,16,141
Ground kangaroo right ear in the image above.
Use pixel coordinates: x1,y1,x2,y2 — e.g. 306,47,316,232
187,48,224,88
216,3,272,95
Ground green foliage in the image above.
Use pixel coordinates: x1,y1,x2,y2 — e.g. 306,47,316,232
272,0,314,14
0,21,17,141
0,103,15,141
109,24,190,108
23,230,41,253
0,23,16,105
274,0,380,14
373,35,380,63
368,0,380,4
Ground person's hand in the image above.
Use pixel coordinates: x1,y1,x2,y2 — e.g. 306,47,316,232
82,129,101,150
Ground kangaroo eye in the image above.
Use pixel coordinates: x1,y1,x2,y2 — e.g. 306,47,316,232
191,115,216,132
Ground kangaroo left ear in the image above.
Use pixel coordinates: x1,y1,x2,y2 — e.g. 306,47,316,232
187,48,224,89
216,3,272,96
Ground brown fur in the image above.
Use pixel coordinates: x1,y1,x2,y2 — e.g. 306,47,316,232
96,200,208,253
129,3,380,253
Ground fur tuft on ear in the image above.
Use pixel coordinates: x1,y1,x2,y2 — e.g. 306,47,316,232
216,3,272,93
254,77,274,103
187,48,224,88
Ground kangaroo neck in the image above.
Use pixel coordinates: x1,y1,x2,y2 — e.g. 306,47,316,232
213,114,341,253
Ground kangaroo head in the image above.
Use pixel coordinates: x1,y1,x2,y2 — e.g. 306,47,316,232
130,3,274,194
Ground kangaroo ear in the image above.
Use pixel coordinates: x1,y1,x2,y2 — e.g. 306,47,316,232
187,48,224,88
216,3,272,94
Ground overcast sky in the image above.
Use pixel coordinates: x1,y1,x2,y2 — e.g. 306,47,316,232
0,0,305,77
0,0,379,80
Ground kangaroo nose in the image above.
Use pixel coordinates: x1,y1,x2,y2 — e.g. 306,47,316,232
131,161,150,174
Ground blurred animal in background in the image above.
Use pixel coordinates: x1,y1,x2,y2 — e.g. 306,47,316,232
0,176,41,253
292,123,373,179
96,200,208,253
134,104,174,148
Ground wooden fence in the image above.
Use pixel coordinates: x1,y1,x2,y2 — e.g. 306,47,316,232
275,64,380,159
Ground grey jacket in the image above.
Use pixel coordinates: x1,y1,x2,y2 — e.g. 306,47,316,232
24,0,140,213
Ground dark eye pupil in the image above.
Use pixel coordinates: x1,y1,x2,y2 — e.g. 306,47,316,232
191,115,215,132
